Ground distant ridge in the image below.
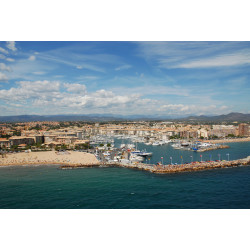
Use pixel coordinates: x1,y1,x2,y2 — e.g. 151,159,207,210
183,112,250,122
0,115,125,122
0,112,249,122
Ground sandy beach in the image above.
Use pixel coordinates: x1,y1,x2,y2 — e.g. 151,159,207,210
0,151,99,167
204,137,250,144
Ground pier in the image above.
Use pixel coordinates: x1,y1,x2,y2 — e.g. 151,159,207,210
60,156,250,174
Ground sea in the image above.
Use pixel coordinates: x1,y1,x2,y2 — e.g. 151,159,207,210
0,140,250,209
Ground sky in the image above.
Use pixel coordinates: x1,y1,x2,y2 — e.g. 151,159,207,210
0,41,250,117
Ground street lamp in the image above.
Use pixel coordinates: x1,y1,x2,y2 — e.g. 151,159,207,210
200,154,202,162
226,153,230,161
190,155,193,163
218,154,221,161
170,156,172,165
161,157,163,165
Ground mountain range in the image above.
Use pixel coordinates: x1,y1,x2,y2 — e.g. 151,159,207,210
0,112,249,122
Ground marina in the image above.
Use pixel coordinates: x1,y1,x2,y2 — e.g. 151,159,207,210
59,138,250,174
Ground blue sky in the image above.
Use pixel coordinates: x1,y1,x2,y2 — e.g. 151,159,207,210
0,41,250,117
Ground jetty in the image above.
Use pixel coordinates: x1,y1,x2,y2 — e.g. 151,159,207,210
196,144,229,152
60,156,250,174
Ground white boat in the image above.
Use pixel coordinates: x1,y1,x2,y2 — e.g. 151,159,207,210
130,154,144,162
152,142,160,146
138,151,153,157
172,143,182,149
164,140,171,143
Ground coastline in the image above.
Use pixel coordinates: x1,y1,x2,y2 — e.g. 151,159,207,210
1,150,250,175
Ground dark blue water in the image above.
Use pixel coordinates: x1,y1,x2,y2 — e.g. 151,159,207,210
0,141,249,209
0,164,250,208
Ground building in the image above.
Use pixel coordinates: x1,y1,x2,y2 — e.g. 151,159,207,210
239,123,249,136
9,136,35,146
0,138,10,148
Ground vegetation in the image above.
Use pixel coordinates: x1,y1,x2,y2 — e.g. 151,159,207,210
226,134,236,138
170,135,180,139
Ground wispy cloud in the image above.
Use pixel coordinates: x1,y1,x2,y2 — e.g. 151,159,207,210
28,55,36,61
0,47,8,54
0,72,8,82
115,64,132,71
0,63,11,72
175,50,250,68
6,58,15,62
137,41,250,69
32,71,47,75
6,41,17,52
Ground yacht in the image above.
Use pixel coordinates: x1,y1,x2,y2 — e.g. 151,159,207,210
164,139,171,143
137,151,153,157
152,142,160,146
130,154,144,162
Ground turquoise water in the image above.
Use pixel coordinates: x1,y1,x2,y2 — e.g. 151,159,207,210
0,141,249,209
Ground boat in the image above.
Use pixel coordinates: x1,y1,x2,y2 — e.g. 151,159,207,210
131,149,153,157
137,151,153,157
164,140,171,143
130,154,144,162
172,143,181,148
181,142,190,147
152,142,160,146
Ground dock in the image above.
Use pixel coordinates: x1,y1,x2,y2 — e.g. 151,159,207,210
60,156,250,174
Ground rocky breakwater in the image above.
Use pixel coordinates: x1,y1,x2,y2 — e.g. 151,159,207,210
59,156,250,174
60,163,101,169
197,144,229,152
152,156,250,174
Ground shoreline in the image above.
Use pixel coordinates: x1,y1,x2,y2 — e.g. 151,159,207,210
1,155,250,175
1,149,250,175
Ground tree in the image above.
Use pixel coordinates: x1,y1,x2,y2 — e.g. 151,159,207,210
61,144,67,150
